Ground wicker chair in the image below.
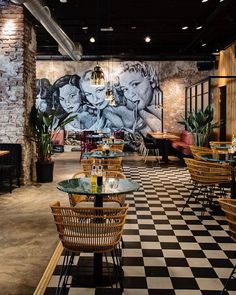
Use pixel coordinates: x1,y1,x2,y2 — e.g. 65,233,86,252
50,201,128,293
218,198,236,295
142,135,160,163
70,170,126,207
81,158,122,172
210,141,232,150
189,145,212,159
183,158,231,218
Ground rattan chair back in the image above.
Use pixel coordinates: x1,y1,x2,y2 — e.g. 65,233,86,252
50,201,129,253
184,158,231,185
189,145,212,159
210,141,232,147
209,141,232,154
218,198,236,242
81,158,122,171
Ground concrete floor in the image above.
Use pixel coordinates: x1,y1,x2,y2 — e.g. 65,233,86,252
0,151,156,295
0,152,83,295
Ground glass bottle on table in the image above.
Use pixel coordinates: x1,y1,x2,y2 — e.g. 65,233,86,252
90,164,97,188
97,164,103,186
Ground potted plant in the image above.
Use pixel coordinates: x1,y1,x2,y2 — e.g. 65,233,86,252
178,105,222,146
29,106,76,182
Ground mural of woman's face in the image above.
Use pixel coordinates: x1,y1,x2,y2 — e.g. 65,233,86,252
59,84,81,113
36,95,47,112
119,71,153,111
81,79,106,106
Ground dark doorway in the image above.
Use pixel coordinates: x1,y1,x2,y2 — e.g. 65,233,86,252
219,86,227,141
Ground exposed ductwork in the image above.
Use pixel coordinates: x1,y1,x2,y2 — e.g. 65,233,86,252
10,0,82,61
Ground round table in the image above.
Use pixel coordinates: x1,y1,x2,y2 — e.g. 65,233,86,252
57,177,139,286
57,177,139,206
82,150,127,159
199,153,236,198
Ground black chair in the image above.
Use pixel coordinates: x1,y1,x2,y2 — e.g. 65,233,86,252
141,135,160,163
0,143,22,193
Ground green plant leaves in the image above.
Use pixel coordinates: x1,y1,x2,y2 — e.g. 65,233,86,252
29,106,76,162
178,105,223,146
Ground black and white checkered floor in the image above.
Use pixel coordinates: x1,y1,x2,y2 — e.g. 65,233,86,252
45,166,236,295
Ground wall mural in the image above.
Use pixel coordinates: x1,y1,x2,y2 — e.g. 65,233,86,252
36,61,163,136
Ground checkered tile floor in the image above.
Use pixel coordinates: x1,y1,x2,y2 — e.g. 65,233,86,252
45,166,236,295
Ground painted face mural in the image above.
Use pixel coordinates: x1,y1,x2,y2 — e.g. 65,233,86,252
36,95,47,112
59,84,81,113
80,71,107,107
118,71,153,111
36,78,52,113
36,62,163,136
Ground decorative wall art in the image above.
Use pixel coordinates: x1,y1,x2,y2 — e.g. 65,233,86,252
36,61,163,136
36,60,211,135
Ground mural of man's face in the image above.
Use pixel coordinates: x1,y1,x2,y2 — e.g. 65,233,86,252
81,79,106,106
59,84,81,113
119,71,153,111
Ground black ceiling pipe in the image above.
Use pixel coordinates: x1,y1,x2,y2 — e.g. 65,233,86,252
36,54,216,62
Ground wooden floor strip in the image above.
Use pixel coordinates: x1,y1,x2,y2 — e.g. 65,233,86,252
33,242,63,295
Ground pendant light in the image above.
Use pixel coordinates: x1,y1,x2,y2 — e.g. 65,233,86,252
105,58,116,105
90,0,105,87
155,63,163,109
90,63,105,86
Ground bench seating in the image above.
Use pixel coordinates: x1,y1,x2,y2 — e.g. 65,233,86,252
170,130,194,158
0,143,22,193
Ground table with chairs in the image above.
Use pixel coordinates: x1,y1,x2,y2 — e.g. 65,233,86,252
148,131,179,163
55,176,139,291
54,142,139,291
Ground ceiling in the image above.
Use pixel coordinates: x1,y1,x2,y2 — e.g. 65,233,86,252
34,0,236,60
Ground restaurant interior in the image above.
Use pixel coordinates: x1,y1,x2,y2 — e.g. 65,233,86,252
0,0,236,294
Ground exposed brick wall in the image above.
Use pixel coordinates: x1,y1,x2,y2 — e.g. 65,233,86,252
0,2,36,184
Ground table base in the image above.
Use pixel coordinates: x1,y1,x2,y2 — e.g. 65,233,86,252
70,256,123,287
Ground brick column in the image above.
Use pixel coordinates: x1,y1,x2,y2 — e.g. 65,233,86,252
0,2,36,184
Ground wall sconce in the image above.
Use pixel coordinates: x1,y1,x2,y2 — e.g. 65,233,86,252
3,20,15,35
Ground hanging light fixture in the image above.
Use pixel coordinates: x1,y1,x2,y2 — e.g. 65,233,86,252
105,58,116,105
155,63,163,109
105,81,115,105
90,63,105,86
90,0,105,87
